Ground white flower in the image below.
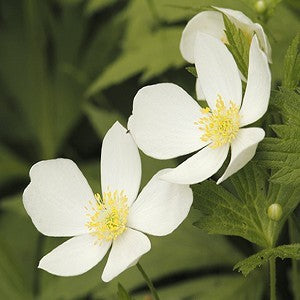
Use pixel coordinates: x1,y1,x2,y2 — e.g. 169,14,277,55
180,7,272,100
128,34,271,185
180,7,272,64
23,122,192,282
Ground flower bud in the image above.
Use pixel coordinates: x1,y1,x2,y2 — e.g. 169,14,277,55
255,0,267,14
267,203,282,221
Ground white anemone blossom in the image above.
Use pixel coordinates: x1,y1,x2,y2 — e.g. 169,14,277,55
180,7,272,100
23,122,192,282
128,34,271,185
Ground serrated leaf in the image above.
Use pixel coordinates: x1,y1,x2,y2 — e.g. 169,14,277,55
117,283,133,300
257,89,300,186
193,163,271,247
283,34,300,90
193,162,300,248
234,244,300,276
223,14,251,79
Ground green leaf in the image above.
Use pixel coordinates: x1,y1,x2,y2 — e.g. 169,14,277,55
85,0,118,15
193,162,300,248
257,89,300,186
0,1,86,159
0,194,26,217
117,283,133,300
84,101,125,139
282,34,300,90
223,14,251,79
193,163,271,247
186,66,197,77
234,244,300,276
0,212,39,299
0,145,29,187
134,273,264,300
87,27,184,96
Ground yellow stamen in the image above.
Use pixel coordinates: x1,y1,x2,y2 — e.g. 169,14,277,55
195,95,240,148
85,189,129,243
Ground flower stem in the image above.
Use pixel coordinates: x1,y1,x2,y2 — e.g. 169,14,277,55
136,262,160,300
288,216,300,300
269,257,276,300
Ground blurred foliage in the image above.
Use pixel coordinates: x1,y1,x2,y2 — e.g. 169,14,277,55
0,0,299,299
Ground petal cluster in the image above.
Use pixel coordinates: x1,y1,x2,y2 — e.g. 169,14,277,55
180,7,272,64
180,7,271,100
23,122,193,282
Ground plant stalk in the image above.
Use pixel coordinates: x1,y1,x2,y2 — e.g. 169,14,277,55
136,262,160,300
269,257,276,300
288,216,300,300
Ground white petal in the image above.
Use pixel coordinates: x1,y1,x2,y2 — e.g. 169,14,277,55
215,7,272,62
217,128,265,184
194,33,242,109
128,83,208,160
214,7,253,27
101,228,150,282
101,121,141,207
23,159,94,237
38,234,111,276
253,23,272,63
196,77,205,100
127,169,193,236
239,36,271,127
161,144,229,184
180,11,225,63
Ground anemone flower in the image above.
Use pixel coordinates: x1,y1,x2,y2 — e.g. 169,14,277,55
23,122,192,282
180,7,271,99
128,34,271,185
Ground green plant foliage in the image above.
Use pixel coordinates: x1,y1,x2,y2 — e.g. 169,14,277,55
117,283,133,300
186,66,198,77
135,273,264,300
234,244,300,276
193,163,270,247
85,0,118,15
282,34,300,90
0,0,299,299
223,14,251,79
193,162,300,248
258,89,300,186
87,27,184,96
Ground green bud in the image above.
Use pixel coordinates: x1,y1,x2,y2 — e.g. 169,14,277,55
267,203,283,221
254,0,267,14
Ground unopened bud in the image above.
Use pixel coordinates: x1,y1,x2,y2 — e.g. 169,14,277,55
255,0,267,14
267,203,282,221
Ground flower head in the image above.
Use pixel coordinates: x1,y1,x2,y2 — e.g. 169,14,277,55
179,7,272,100
128,34,271,185
180,7,272,64
23,122,192,282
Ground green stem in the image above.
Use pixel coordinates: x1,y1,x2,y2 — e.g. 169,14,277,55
288,216,300,300
269,257,276,300
136,263,160,300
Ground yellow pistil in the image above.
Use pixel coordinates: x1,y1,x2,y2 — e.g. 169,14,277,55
195,95,240,148
85,190,129,243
